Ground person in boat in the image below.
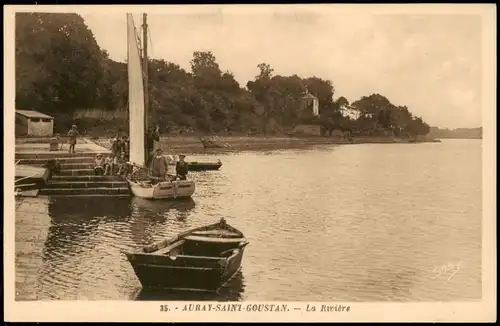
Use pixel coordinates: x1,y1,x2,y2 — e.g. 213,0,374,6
146,126,160,165
149,147,169,182
175,154,189,181
94,153,105,176
67,125,79,154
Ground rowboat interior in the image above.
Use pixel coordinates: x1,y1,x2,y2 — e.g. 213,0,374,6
154,229,248,259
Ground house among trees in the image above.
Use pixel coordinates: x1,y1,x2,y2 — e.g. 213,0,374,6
292,88,321,136
339,104,362,120
301,88,320,117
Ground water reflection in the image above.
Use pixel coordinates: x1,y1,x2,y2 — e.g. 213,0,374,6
134,271,245,301
48,196,132,221
129,197,196,246
130,197,196,221
42,197,132,261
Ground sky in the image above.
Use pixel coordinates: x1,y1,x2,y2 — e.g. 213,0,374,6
80,8,483,129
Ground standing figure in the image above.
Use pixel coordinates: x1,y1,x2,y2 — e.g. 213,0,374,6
67,125,79,153
111,137,122,173
149,148,169,183
175,154,189,181
122,135,130,161
146,126,160,166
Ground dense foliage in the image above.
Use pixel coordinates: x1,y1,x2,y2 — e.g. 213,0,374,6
15,13,430,137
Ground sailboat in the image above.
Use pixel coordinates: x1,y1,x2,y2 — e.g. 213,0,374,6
125,13,196,200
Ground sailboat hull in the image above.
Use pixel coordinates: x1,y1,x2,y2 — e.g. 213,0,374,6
127,179,195,199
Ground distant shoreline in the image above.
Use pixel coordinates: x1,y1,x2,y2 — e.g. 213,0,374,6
15,135,444,154
84,135,442,154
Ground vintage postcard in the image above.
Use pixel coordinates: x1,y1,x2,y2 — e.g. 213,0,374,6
4,3,496,323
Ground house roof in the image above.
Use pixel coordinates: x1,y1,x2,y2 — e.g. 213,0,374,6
16,110,54,119
302,93,318,100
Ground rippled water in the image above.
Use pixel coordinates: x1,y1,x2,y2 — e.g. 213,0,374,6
33,139,481,301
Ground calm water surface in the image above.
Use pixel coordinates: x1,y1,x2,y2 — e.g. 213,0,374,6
35,139,482,301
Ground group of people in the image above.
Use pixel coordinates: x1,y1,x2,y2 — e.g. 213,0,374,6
92,128,190,182
145,126,189,182
93,135,130,176
149,147,189,182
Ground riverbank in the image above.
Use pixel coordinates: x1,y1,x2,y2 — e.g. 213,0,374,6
88,135,440,154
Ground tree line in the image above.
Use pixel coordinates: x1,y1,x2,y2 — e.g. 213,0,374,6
428,127,482,139
15,13,430,137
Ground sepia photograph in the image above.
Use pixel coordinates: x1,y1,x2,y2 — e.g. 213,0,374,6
4,4,496,323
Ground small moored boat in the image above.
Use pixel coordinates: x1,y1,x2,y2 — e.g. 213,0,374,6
124,218,249,292
181,160,223,171
15,164,50,192
127,175,196,200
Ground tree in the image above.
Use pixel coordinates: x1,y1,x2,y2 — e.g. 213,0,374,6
256,63,274,80
190,51,222,89
16,13,108,112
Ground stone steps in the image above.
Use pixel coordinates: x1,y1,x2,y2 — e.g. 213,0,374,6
17,157,96,165
23,162,97,169
40,187,129,196
57,168,98,176
46,181,128,189
43,194,131,198
51,175,121,182
61,163,96,169
17,151,129,197
15,151,108,160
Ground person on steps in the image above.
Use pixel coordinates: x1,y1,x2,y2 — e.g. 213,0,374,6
116,152,127,176
175,154,189,181
149,148,169,183
103,155,113,176
111,136,122,158
67,125,79,154
121,135,130,161
94,153,105,176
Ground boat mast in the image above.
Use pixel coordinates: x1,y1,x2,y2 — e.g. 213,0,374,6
142,13,150,164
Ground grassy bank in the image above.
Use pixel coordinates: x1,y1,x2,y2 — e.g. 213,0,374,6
89,135,440,155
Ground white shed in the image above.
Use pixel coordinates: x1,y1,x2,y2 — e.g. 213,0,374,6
15,110,54,136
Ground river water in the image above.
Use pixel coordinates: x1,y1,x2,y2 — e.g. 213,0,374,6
30,139,482,301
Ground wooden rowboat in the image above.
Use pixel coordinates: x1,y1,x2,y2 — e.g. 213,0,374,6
15,164,50,192
124,218,249,293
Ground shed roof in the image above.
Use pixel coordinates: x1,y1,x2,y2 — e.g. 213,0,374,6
16,110,54,119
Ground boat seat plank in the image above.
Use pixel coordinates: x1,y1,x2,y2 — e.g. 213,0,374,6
153,240,185,255
191,230,242,238
184,235,246,243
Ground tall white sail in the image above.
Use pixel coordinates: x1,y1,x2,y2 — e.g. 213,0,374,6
127,14,146,167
